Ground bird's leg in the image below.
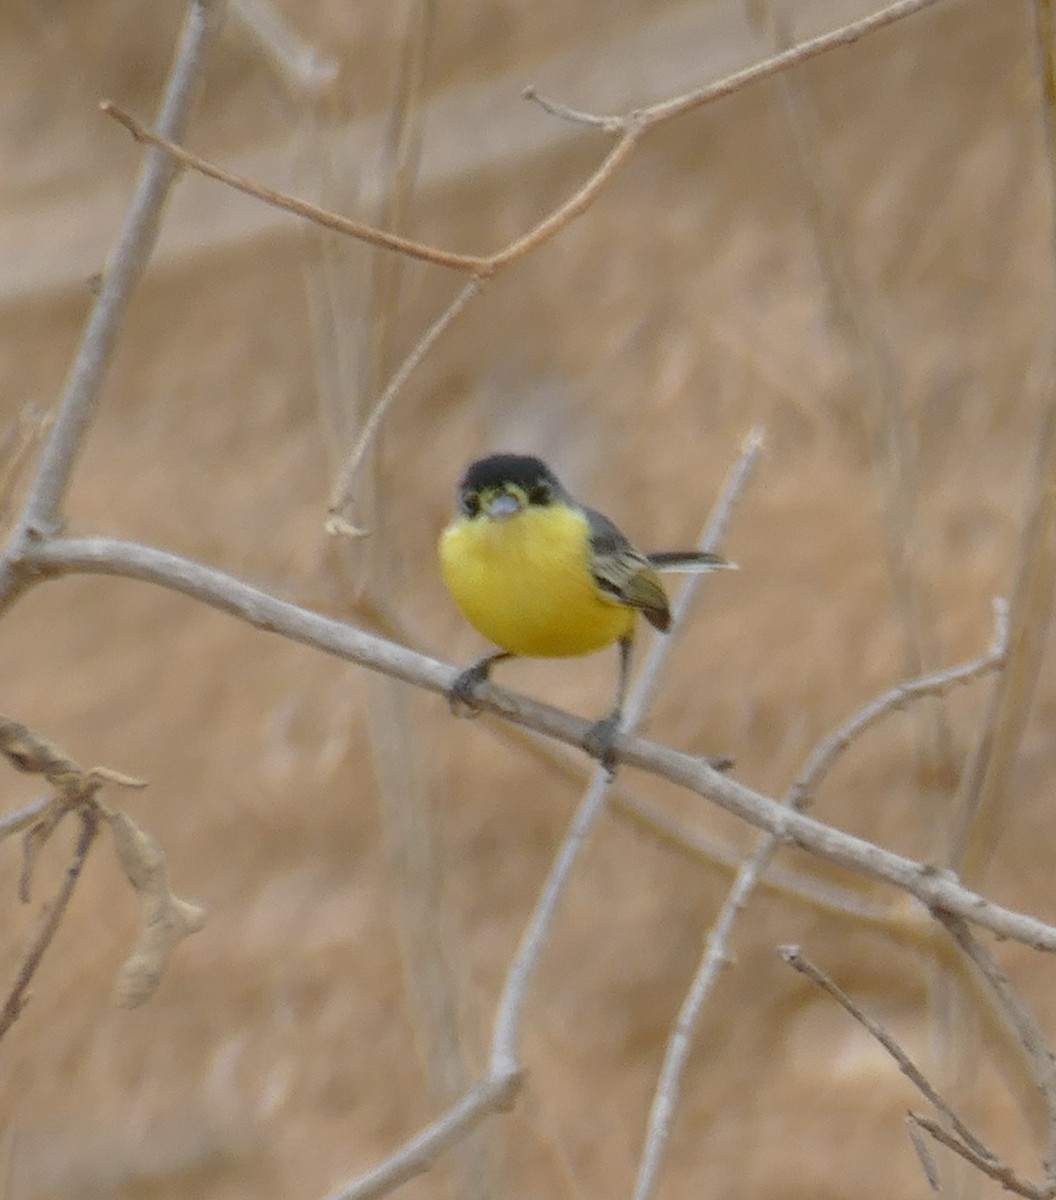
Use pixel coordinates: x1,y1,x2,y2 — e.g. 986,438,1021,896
448,650,513,717
583,634,633,773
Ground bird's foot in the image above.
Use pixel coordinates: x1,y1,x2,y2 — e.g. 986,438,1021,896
448,661,492,718
583,712,622,775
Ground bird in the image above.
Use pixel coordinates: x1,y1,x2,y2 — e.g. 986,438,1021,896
438,453,731,768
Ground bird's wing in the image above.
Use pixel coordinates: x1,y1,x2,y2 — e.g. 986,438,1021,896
585,507,671,633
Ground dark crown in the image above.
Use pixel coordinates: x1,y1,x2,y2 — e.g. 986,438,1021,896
459,454,561,495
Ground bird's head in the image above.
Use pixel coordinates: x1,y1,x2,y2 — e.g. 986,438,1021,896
456,454,565,520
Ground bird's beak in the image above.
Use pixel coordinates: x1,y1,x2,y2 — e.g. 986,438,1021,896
482,491,521,519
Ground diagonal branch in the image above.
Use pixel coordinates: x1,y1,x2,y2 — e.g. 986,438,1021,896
9,0,225,545
9,531,1056,954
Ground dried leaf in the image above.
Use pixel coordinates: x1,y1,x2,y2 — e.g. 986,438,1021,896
0,718,76,785
101,806,205,1007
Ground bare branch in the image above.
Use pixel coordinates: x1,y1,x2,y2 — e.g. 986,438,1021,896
8,0,224,545
788,597,1009,812
97,0,949,503
784,948,1055,1198
322,1074,521,1200
935,912,1056,1187
631,599,1008,1200
780,946,994,1161
100,102,488,275
905,1114,942,1192
629,0,946,128
326,280,483,529
12,532,1056,955
521,85,620,132
0,808,98,1044
909,1112,1052,1199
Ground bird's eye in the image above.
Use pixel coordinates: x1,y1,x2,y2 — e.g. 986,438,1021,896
528,481,551,505
461,490,480,516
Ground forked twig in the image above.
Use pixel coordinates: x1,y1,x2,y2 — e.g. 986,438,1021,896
630,600,1009,1200
908,1112,1053,1199
100,0,946,522
781,946,993,1160
780,946,1051,1199
934,911,1056,1188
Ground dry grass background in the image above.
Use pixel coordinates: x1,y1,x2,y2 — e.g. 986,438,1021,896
0,0,1054,1197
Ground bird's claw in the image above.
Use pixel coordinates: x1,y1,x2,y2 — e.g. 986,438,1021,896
584,712,621,774
448,663,489,718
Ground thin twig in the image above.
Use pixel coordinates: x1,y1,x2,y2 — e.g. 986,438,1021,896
0,807,98,1043
8,0,224,545
934,911,1056,1187
485,128,640,270
326,279,482,529
523,0,946,131
788,597,1009,812
631,0,945,128
905,1114,942,1192
631,599,1008,1200
951,395,1056,876
99,103,489,274
11,532,1056,954
909,1112,1052,1199
780,946,994,1161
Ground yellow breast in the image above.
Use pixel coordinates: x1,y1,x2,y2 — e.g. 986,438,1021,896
439,503,635,657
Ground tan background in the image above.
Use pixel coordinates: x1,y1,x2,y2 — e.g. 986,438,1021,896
0,0,1054,1197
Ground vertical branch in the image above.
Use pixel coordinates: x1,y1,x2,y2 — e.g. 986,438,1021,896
488,432,762,1079
951,2,1056,881
951,403,1056,878
757,1,949,782
11,0,226,544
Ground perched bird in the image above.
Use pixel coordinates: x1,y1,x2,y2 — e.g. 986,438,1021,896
438,453,731,768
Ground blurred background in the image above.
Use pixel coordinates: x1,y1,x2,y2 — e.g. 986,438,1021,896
0,0,1054,1196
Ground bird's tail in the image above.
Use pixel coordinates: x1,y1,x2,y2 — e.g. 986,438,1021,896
647,550,736,572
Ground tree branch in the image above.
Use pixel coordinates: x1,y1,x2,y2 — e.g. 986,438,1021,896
0,531,1049,958
9,0,224,545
